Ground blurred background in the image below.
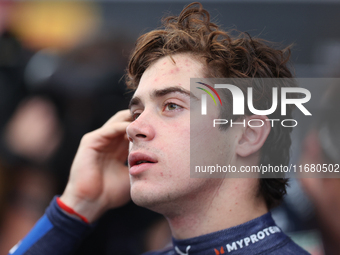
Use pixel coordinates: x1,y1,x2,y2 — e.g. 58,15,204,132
0,1,340,255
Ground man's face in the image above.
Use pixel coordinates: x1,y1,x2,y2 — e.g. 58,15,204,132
127,53,236,215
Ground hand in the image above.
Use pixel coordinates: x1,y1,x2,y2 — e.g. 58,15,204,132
60,110,132,222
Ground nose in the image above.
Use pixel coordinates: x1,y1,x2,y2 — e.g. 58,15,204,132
126,112,155,143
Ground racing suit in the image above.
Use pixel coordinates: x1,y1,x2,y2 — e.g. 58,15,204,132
9,197,310,255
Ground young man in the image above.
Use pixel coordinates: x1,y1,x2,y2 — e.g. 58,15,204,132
9,2,309,255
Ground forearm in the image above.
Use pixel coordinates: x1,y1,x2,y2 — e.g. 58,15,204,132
8,196,93,255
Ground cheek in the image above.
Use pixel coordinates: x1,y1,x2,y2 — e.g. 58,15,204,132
190,114,214,149
159,120,191,171
190,113,233,167
160,117,190,144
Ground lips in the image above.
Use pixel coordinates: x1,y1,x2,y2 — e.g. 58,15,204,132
128,152,158,175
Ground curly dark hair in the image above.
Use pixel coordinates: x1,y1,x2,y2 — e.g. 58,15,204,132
126,2,293,209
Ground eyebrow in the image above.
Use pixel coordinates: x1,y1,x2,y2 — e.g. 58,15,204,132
128,86,198,109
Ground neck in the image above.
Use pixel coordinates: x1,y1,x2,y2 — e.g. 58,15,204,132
165,179,268,239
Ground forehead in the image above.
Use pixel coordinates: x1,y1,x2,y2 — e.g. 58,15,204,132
134,54,206,96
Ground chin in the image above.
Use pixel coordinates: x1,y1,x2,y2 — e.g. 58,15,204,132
131,185,158,204
130,183,175,214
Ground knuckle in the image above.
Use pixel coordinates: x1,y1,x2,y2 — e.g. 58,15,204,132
81,132,95,144
116,109,128,117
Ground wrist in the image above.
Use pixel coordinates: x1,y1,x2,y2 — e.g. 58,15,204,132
59,190,106,223
56,197,89,223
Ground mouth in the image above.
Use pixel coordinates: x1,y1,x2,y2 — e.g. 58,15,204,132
128,152,158,168
134,160,154,165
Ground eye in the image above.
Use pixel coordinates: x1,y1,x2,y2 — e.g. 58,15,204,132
131,112,141,120
164,102,182,111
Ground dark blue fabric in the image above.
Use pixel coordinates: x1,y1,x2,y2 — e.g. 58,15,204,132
143,213,310,255
9,215,53,255
8,196,93,255
8,198,310,255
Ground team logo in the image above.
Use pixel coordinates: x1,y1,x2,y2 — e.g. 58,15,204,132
214,246,225,254
175,245,191,255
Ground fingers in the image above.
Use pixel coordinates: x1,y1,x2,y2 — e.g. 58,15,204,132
87,110,130,138
102,109,132,128
99,110,132,139
99,121,131,139
61,110,133,221
80,110,132,151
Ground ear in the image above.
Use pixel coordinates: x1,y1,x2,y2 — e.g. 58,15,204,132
236,115,271,157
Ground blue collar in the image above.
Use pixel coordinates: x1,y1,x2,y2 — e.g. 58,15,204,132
172,213,289,255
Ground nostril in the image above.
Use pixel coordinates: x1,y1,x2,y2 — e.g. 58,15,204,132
136,134,147,138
